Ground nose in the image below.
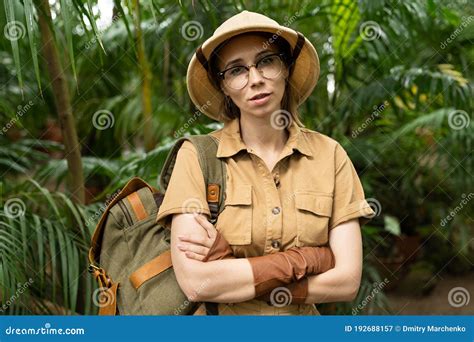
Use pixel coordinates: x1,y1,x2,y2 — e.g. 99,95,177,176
248,65,264,87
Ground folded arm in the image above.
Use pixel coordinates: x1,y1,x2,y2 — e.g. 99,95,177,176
171,213,255,303
172,213,326,302
304,218,363,303
171,213,360,303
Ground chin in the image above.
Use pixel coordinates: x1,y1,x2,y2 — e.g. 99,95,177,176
245,109,272,119
244,104,280,118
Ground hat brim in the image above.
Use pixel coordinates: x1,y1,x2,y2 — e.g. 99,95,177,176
186,25,320,122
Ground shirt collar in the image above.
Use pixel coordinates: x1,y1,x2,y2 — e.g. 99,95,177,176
216,117,313,158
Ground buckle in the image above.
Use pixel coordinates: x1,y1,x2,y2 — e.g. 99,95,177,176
88,264,100,273
88,264,112,288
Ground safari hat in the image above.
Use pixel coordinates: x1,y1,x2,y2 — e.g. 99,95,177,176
186,10,320,122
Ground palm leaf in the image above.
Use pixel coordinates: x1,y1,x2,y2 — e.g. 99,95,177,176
4,0,23,95
23,0,42,95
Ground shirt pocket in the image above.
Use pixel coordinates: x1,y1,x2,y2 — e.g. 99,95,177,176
294,192,333,247
215,183,252,245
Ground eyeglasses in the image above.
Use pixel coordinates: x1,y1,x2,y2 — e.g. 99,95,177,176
217,53,286,90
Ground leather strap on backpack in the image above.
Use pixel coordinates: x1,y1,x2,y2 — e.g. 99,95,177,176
129,250,173,289
88,178,158,315
89,178,158,269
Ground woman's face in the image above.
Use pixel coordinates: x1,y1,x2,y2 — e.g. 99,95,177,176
217,34,288,119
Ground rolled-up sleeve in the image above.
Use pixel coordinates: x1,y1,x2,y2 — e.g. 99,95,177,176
329,144,375,230
155,140,210,229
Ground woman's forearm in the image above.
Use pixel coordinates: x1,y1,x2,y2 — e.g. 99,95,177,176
178,248,337,304
171,213,256,302
183,260,359,304
301,219,363,304
304,266,361,304
173,215,361,304
176,255,256,303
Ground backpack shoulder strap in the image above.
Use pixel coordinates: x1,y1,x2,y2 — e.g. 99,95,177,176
187,135,226,223
159,135,226,223
182,135,225,317
159,135,225,316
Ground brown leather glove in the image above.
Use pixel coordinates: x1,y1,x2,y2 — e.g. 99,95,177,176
256,277,309,305
248,246,335,297
202,231,234,261
202,232,334,303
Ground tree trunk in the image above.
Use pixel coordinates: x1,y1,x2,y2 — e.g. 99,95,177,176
133,0,154,151
35,0,85,205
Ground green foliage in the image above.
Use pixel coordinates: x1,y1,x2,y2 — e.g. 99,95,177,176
0,137,62,174
0,0,472,315
0,179,97,314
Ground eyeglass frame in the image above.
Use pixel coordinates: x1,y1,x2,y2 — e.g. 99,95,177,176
216,52,287,89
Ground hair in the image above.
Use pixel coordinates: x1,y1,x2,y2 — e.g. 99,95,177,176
207,31,304,126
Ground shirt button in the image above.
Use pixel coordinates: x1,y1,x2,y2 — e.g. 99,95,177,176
272,207,280,215
271,240,281,249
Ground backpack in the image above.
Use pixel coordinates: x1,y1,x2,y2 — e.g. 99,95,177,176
88,135,226,315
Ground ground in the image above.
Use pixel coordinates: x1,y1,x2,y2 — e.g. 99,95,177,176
384,273,474,315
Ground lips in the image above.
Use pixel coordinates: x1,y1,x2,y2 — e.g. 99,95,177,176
249,93,271,101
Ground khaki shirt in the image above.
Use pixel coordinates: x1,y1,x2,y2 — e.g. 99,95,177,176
156,117,374,315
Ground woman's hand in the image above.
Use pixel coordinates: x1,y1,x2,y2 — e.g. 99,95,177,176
177,213,217,261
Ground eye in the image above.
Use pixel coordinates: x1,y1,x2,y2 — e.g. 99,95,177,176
227,66,246,77
258,55,277,66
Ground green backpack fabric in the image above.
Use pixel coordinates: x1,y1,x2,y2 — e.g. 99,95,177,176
88,135,226,315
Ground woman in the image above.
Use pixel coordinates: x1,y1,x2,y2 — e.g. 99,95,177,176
156,10,375,315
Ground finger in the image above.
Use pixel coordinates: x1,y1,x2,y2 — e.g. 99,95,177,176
185,251,205,261
193,214,217,239
190,214,209,237
178,234,212,248
177,243,210,256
